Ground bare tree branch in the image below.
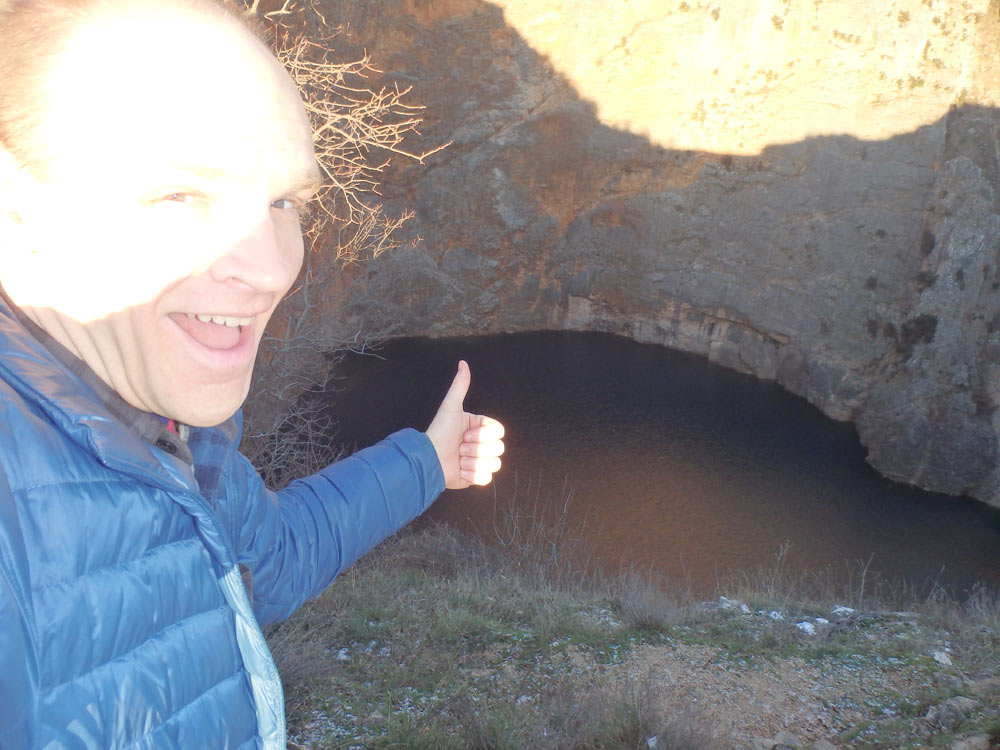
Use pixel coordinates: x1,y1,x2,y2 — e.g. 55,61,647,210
235,0,449,478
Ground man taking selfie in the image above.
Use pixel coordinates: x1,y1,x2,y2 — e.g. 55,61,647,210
0,1,505,747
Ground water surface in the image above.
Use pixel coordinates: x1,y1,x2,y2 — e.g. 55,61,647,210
316,331,1000,597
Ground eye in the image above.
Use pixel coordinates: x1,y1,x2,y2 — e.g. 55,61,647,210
151,191,203,205
271,197,300,211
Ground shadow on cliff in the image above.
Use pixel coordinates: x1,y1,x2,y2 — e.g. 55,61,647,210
313,0,1000,504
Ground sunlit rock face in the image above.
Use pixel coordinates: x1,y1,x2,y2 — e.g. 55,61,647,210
319,0,1000,506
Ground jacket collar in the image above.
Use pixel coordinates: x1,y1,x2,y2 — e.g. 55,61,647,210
0,296,196,491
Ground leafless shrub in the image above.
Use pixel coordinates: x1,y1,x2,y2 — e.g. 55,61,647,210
489,475,601,592
235,0,448,468
267,25,446,258
609,565,695,632
541,671,722,750
240,396,344,490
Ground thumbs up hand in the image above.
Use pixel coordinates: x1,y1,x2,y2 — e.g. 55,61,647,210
425,360,505,489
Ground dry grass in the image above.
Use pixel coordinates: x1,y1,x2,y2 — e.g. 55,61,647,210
488,476,601,593
607,566,696,632
539,671,722,750
714,541,937,615
265,494,1000,749
266,519,724,749
922,582,1000,677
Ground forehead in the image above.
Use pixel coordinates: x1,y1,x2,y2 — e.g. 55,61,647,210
33,5,317,191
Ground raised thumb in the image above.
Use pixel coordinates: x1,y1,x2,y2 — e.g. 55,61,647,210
440,360,471,411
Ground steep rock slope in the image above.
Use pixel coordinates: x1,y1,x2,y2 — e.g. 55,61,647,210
316,0,1000,507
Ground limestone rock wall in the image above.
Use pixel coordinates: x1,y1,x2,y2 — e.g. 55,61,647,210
315,0,1000,507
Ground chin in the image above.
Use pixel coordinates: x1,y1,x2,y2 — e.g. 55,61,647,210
183,410,240,428
170,383,249,428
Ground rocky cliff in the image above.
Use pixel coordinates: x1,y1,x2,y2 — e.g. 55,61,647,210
311,0,1000,507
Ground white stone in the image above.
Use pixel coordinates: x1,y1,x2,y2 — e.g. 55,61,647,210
933,650,953,666
796,621,816,635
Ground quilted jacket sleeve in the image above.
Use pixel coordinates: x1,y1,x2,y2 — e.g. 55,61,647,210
232,428,445,626
0,468,38,750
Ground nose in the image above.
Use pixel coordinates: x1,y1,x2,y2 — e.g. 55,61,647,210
207,209,304,294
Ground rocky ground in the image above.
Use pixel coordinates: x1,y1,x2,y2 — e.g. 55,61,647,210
271,526,1000,750
615,598,1000,749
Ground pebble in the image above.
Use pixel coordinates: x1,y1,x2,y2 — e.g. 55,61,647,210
703,595,753,613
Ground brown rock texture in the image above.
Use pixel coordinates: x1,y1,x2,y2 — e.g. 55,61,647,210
315,0,1000,507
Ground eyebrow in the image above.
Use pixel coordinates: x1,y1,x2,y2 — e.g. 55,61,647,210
171,165,324,195
289,172,323,196
172,165,229,180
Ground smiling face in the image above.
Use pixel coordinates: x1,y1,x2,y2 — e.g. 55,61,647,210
0,3,319,426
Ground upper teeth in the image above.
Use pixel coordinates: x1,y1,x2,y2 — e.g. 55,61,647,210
187,313,252,328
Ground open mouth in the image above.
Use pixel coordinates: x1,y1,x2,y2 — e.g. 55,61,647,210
188,313,253,328
170,312,253,351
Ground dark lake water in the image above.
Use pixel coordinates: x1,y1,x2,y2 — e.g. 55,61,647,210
314,331,1000,598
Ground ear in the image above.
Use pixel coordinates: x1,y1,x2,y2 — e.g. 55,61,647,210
0,145,35,283
0,145,25,226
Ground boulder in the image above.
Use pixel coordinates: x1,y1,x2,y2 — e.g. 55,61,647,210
950,735,992,750
925,696,982,730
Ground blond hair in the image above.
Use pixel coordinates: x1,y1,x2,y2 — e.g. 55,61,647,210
0,0,258,171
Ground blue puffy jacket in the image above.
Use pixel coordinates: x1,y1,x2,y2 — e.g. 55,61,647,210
0,299,445,749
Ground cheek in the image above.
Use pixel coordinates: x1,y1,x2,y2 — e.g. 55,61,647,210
14,205,214,324
278,219,306,290
130,210,224,284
